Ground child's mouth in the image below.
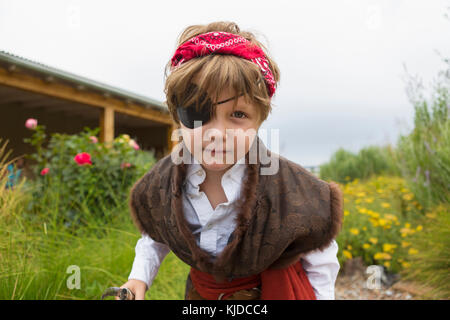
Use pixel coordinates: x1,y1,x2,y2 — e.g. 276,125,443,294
205,149,229,156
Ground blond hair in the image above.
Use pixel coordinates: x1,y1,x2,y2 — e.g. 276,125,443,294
163,21,280,127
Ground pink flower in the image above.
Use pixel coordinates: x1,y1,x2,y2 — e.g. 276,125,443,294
128,139,140,150
89,136,98,143
120,162,131,169
25,118,38,129
74,152,92,166
40,167,50,175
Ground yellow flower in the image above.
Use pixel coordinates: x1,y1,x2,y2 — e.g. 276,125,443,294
374,252,392,260
403,193,414,201
383,243,397,253
381,202,391,208
347,245,353,250
358,207,368,214
363,243,371,249
401,241,411,248
384,261,390,268
404,223,411,228
368,211,380,218
350,228,360,235
408,248,419,255
344,210,350,216
357,192,366,197
416,225,423,231
343,250,352,259
378,218,388,227
355,199,361,204
401,262,411,268
362,226,367,231
377,189,384,194
122,134,131,141
369,237,378,244
365,197,374,203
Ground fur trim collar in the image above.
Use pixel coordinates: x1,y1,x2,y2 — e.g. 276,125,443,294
129,136,343,282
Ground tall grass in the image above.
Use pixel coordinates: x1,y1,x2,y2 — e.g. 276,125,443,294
398,203,450,299
394,57,450,211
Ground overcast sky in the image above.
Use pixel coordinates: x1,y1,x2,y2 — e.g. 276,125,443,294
1,0,449,166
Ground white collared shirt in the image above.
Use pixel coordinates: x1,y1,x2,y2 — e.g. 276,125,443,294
128,155,340,299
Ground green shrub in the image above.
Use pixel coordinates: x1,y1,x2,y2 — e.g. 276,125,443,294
22,124,156,231
319,145,400,184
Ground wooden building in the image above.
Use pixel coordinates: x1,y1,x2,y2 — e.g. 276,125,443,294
0,50,177,165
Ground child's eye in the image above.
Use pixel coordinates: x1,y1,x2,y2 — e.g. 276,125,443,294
232,111,248,119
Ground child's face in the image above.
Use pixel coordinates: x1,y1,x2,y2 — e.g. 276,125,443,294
179,86,261,172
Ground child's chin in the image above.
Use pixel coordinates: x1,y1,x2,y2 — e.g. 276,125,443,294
201,161,234,171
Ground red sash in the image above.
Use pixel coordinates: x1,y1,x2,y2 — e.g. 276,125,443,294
189,260,317,300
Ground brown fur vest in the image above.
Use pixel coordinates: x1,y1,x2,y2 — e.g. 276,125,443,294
129,136,344,283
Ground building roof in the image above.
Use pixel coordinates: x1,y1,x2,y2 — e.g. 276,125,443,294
0,50,168,113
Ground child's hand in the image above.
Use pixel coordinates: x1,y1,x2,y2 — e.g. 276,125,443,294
115,279,147,300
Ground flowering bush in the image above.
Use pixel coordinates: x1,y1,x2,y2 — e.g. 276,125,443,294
336,175,426,274
23,120,155,229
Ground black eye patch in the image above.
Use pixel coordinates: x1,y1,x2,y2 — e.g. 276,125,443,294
176,84,245,129
176,94,213,129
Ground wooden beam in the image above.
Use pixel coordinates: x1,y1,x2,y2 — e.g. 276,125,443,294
100,107,114,146
0,67,172,125
15,99,67,108
0,97,34,105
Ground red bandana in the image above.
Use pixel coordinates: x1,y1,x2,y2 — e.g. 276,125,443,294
170,31,276,98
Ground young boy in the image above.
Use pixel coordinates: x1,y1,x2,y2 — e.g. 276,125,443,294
118,21,343,300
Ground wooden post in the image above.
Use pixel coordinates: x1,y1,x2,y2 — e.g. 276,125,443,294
100,107,115,147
